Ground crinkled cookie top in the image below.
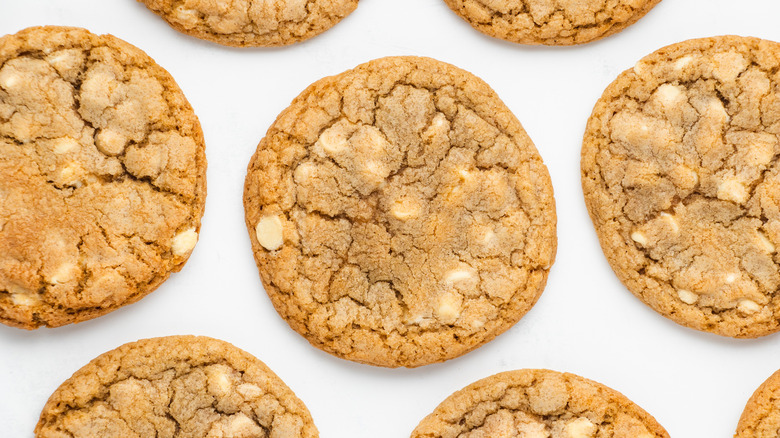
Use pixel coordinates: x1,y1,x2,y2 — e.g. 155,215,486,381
244,56,556,368
412,369,669,438
35,336,317,438
0,26,206,329
582,36,780,337
139,0,359,47
442,0,660,45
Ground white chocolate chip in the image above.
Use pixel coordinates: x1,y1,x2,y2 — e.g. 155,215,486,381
11,293,40,306
707,99,729,121
631,231,648,246
674,55,693,70
391,198,419,221
482,229,496,244
738,299,761,315
236,383,263,399
444,268,476,284
293,162,315,182
677,289,698,305
316,125,349,155
660,212,679,234
726,273,739,284
95,129,128,156
0,70,19,90
655,84,684,106
174,6,200,27
431,113,448,129
207,367,232,396
633,60,647,75
53,137,78,154
563,417,597,438
255,215,284,251
172,228,198,256
49,262,77,285
758,231,776,253
58,163,83,188
435,292,462,323
222,413,259,435
457,168,472,181
717,178,748,204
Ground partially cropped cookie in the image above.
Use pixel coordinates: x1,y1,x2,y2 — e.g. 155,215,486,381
244,56,556,368
138,0,358,47
736,369,780,437
442,0,660,45
35,336,317,437
412,369,669,438
0,26,206,329
582,36,780,338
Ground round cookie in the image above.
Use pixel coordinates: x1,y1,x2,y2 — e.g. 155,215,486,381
138,0,359,47
582,36,780,338
736,369,780,437
441,0,661,46
412,369,669,438
244,56,556,368
35,336,318,437
0,26,207,329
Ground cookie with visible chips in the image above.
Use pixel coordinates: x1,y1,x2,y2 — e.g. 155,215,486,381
244,56,556,368
0,26,207,329
138,0,359,47
412,369,669,438
441,0,661,46
35,336,317,437
582,36,780,337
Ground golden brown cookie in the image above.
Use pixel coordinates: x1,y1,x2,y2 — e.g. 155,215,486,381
736,369,780,437
35,336,318,437
442,0,661,46
0,26,207,329
582,36,780,338
244,56,556,368
138,0,359,47
412,369,669,438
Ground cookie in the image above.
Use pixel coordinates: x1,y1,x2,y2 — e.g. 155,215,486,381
582,36,780,338
441,0,661,46
35,336,317,437
244,56,556,368
736,369,780,437
412,369,669,438
0,26,207,329
138,0,359,47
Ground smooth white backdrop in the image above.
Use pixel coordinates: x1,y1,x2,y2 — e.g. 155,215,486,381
2,1,780,436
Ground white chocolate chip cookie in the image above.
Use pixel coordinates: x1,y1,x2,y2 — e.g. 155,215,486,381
0,26,207,329
244,56,557,368
582,36,780,338
412,369,669,438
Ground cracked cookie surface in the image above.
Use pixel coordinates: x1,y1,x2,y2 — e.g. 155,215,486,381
35,336,317,438
0,26,207,329
244,56,556,368
442,0,660,46
411,369,668,438
582,36,780,338
138,0,359,47
736,369,780,437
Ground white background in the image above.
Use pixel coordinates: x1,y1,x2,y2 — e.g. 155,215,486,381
2,0,780,436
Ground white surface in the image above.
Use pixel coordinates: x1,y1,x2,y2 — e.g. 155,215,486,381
2,1,780,436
